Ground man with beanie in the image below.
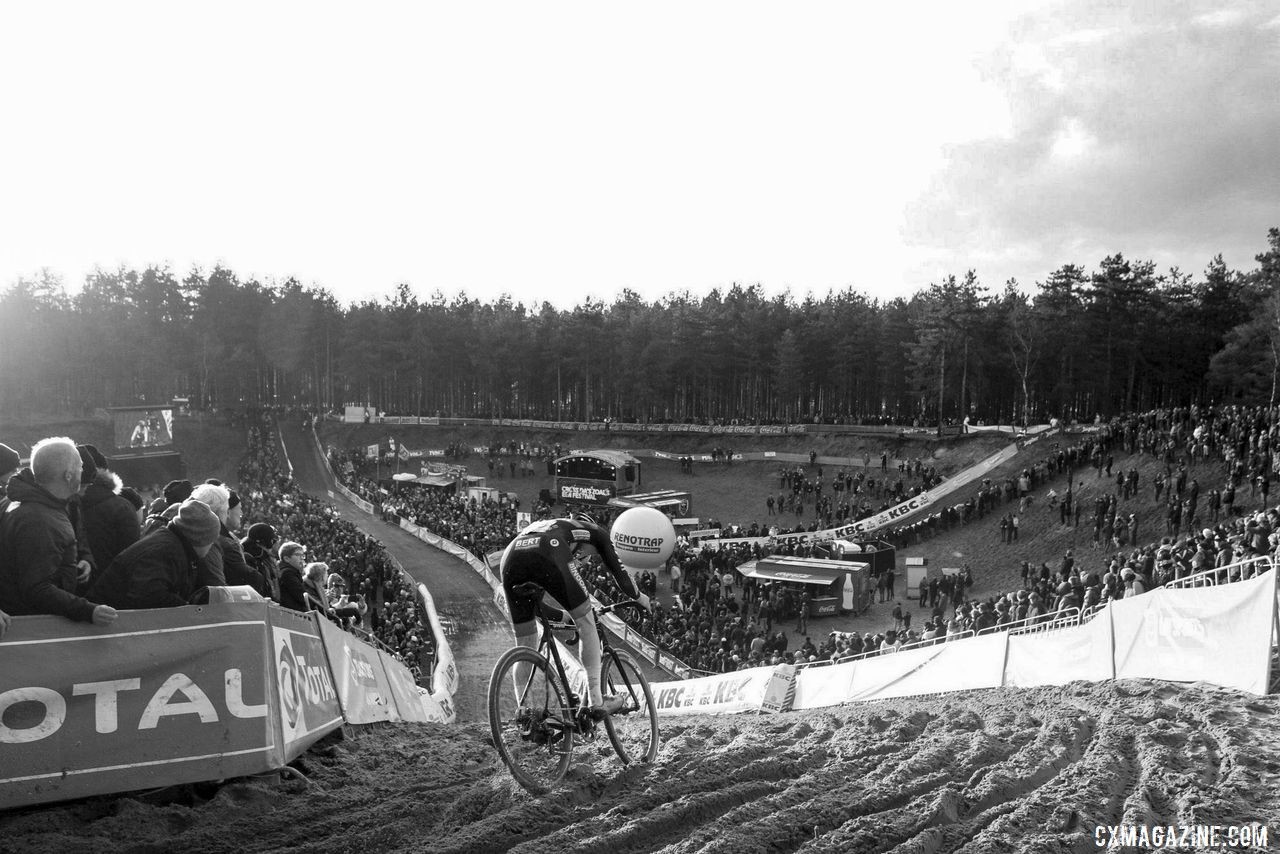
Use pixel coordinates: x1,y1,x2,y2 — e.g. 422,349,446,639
242,523,282,602
89,498,222,609
163,479,194,506
0,437,118,626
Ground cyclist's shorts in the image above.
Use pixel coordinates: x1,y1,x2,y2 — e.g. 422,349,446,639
502,552,589,624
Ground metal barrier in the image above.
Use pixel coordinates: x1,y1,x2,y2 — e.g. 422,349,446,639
1164,555,1273,590
975,607,1081,638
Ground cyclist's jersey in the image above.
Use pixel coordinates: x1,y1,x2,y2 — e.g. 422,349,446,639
499,517,637,624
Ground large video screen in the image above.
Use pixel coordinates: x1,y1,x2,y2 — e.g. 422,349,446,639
112,409,174,450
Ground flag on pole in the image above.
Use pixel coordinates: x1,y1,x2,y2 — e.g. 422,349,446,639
366,443,379,460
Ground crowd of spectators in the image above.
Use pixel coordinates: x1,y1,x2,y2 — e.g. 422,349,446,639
329,449,525,561
310,404,1280,677
0,413,432,682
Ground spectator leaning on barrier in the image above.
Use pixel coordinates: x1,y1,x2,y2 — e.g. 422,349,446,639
89,498,223,609
0,437,118,626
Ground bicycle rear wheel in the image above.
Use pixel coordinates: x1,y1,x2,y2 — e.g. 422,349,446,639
488,647,574,793
602,650,659,765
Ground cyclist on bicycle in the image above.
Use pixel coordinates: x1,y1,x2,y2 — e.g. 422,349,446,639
499,510,642,717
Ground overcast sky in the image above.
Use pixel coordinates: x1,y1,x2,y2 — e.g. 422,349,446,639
1,1,1276,309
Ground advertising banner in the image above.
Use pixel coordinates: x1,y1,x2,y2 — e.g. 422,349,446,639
557,477,617,505
792,661,857,711
649,667,774,716
365,443,379,460
0,604,275,811
760,664,797,713
1004,612,1115,688
377,650,437,724
1111,571,1276,695
845,644,947,702
269,607,344,761
315,617,398,725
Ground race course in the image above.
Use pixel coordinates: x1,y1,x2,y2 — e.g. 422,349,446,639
2,679,1276,853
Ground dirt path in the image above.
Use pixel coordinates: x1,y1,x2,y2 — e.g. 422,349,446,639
279,420,511,722
4,679,1276,853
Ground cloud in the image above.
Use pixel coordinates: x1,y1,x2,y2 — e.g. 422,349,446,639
904,0,1280,284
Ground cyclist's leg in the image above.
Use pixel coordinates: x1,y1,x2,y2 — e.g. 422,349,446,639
511,620,540,706
568,601,605,708
501,560,542,707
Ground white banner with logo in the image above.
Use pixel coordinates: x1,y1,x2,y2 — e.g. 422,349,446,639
649,667,776,716
1111,570,1276,695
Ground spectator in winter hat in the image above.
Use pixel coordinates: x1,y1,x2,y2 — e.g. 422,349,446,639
0,437,118,626
242,523,281,602
163,479,194,506
90,498,222,609
119,487,145,521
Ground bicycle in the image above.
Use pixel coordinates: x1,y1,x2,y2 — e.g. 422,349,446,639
487,581,659,793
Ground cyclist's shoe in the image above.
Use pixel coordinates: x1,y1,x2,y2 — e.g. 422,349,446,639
591,694,627,719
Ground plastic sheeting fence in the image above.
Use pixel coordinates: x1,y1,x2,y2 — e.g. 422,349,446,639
650,570,1279,716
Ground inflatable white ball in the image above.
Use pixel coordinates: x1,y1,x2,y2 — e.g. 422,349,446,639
610,506,676,569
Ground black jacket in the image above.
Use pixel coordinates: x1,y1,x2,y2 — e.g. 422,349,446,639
80,470,141,580
279,564,307,611
88,524,205,609
0,470,98,621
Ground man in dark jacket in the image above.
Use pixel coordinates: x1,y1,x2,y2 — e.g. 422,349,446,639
80,465,141,583
89,498,222,609
0,438,118,626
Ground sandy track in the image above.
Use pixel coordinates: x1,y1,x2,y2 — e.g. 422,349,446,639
4,679,1277,854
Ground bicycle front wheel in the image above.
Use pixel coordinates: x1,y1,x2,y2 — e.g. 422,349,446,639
602,650,659,765
488,647,574,794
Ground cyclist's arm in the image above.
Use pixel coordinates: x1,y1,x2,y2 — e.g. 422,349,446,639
586,524,640,600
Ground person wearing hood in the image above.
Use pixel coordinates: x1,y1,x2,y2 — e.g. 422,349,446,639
89,498,222,609
80,458,141,583
0,437,117,626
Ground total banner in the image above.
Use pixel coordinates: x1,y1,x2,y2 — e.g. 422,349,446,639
270,607,345,760
0,603,277,811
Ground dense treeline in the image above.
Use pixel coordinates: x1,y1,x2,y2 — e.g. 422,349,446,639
3,229,1278,424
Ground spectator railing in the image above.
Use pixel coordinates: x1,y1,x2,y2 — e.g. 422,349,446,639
973,607,1082,638
1164,555,1274,590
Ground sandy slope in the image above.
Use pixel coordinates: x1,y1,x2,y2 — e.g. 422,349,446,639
3,679,1278,854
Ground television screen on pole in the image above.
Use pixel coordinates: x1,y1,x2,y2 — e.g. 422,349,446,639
110,407,174,451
